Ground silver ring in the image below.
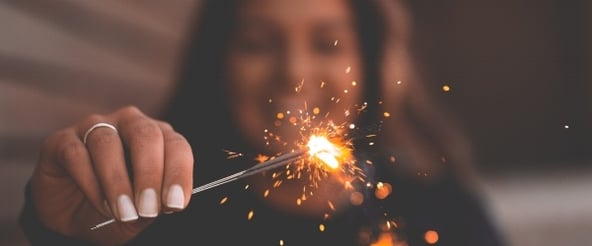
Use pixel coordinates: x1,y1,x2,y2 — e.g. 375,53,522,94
83,122,118,145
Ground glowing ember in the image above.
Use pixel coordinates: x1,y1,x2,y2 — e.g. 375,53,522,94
327,201,336,211
371,232,396,246
219,197,228,204
349,191,364,205
424,230,439,244
224,150,243,159
374,182,392,200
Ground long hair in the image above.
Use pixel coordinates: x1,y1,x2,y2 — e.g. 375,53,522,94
375,0,477,184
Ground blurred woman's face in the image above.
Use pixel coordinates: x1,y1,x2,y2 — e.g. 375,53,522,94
226,0,363,153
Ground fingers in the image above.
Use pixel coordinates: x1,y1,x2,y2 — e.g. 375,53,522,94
118,111,165,218
114,108,194,216
79,114,138,222
157,121,194,213
47,128,111,218
71,106,193,224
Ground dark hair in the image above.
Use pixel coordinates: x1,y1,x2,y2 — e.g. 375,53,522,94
162,0,386,170
163,0,475,183
162,2,240,147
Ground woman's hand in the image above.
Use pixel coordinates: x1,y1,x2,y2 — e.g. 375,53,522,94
30,106,194,245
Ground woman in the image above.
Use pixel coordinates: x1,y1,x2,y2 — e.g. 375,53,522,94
20,0,505,245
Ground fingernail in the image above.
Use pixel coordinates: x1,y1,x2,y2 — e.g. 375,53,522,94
167,184,185,209
138,188,158,218
118,194,139,222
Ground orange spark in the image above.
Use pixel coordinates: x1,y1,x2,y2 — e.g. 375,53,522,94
219,197,228,205
375,182,392,200
424,230,439,244
350,191,364,205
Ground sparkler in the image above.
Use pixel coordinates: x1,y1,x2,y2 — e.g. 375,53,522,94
90,148,310,230
192,149,307,193
90,69,381,232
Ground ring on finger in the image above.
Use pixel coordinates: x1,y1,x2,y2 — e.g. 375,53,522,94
83,122,118,145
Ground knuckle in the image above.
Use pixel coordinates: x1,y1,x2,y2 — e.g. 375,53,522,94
165,132,188,146
57,140,87,164
130,121,161,139
82,114,104,125
118,105,142,117
45,128,69,145
157,121,173,131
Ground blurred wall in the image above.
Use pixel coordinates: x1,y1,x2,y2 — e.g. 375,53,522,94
0,0,200,163
407,0,592,171
405,1,592,245
0,0,199,244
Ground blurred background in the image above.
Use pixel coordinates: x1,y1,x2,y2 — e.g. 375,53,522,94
1,0,590,245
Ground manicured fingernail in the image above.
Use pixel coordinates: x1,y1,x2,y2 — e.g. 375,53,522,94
138,188,158,218
167,184,185,209
118,194,139,222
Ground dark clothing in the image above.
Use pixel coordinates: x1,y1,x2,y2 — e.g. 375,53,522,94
20,152,506,246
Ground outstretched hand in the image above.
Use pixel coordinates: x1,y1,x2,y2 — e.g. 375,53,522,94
30,106,194,245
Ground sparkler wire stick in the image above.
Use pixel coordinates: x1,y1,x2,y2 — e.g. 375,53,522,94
90,149,307,230
192,149,306,193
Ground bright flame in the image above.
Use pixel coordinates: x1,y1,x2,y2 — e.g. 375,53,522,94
307,135,340,169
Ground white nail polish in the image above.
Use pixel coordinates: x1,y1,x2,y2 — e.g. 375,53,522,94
138,188,158,218
167,184,185,209
118,194,139,222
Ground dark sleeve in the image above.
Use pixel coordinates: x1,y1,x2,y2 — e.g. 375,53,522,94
19,181,91,245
